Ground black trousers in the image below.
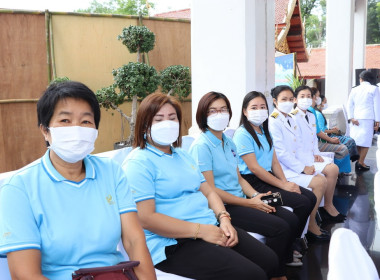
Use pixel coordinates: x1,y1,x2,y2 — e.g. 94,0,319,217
155,227,278,280
226,204,297,276
242,173,317,238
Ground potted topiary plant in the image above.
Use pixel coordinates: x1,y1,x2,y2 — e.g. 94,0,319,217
96,25,192,149
160,65,191,100
96,25,159,148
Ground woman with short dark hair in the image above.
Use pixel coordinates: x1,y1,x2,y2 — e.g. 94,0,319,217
190,91,301,278
269,85,331,241
122,92,279,280
0,81,156,280
309,87,351,174
292,86,344,224
347,70,380,171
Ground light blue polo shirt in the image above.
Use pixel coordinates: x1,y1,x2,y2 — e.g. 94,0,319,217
122,144,218,265
189,130,245,198
0,150,137,280
233,125,274,174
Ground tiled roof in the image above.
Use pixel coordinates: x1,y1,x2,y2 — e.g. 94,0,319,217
154,8,191,19
298,45,380,79
275,0,290,24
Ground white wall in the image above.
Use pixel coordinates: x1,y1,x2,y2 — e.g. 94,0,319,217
353,0,368,86
325,0,355,107
191,0,275,132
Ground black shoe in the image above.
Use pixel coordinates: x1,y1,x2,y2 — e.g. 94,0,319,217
319,207,346,223
355,162,370,172
350,155,360,162
306,231,330,242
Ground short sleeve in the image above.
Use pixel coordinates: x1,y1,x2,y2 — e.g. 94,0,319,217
113,163,137,214
316,112,326,133
233,129,255,157
189,142,213,172
0,184,41,255
122,156,156,203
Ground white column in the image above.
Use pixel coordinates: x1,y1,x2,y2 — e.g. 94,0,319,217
191,0,275,133
353,0,368,86
325,0,355,107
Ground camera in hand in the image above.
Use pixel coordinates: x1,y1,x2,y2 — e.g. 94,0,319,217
261,192,283,206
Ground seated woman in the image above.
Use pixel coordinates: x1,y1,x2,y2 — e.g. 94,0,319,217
189,91,301,278
232,91,317,243
309,87,351,174
317,92,359,162
122,93,279,280
0,81,156,280
291,85,345,224
268,85,332,241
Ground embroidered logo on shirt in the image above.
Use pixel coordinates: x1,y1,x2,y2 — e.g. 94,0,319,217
231,149,237,157
106,195,115,205
3,232,11,238
190,164,197,170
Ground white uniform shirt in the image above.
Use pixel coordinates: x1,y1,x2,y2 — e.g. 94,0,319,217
269,108,305,179
347,81,380,121
290,108,321,166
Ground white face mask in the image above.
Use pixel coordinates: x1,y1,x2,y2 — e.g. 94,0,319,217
247,109,268,126
49,126,98,163
297,98,313,110
207,113,230,131
276,101,294,114
323,103,328,110
151,120,179,146
316,97,322,106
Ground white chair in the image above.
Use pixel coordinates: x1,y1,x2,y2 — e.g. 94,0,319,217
327,228,379,280
181,136,195,152
95,147,132,164
224,128,236,138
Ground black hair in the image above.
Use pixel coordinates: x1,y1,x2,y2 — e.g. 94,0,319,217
37,81,101,129
294,85,312,109
359,70,376,85
196,91,232,132
270,85,294,108
239,91,272,150
294,85,312,98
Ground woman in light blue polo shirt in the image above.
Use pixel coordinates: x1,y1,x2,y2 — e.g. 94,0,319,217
233,91,316,244
123,93,278,280
0,81,155,279
189,91,303,278
309,87,351,174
